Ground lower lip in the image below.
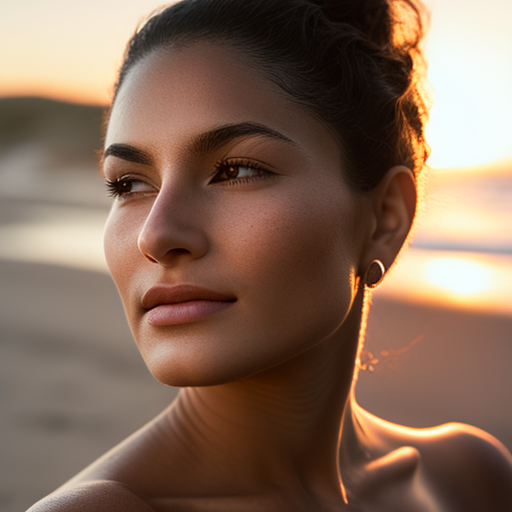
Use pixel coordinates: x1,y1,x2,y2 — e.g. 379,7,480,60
146,300,235,326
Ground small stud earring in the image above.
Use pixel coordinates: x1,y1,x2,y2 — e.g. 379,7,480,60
364,259,385,288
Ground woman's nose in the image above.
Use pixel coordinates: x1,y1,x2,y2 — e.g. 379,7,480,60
137,185,209,266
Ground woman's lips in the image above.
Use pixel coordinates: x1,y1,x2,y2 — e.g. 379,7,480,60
141,284,236,326
146,300,234,326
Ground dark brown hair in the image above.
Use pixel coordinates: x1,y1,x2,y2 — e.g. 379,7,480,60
113,0,430,191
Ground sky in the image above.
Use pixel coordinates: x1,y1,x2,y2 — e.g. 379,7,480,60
0,0,511,169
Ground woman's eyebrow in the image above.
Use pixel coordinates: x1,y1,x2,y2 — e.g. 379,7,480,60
103,144,153,166
102,122,296,165
190,122,297,156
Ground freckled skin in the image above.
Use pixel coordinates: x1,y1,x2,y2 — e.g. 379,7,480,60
28,44,512,512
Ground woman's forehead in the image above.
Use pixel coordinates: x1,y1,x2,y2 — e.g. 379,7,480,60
106,43,341,166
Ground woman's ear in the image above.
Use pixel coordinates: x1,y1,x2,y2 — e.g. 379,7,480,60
362,165,417,278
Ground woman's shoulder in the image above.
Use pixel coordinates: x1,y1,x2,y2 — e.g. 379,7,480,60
357,406,512,509
26,411,174,511
418,421,512,509
26,480,155,512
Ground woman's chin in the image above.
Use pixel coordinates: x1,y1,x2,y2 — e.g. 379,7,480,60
140,346,268,388
146,362,264,388
138,337,309,388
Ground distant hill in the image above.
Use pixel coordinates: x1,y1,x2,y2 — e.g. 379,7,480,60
0,96,104,168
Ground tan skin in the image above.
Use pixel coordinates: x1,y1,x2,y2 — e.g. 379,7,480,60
29,43,512,512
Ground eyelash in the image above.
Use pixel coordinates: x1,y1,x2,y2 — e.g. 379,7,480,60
105,177,148,199
105,159,272,198
209,158,273,186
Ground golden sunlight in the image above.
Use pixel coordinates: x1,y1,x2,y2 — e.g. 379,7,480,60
375,250,512,315
1,0,511,169
426,257,491,295
424,0,512,168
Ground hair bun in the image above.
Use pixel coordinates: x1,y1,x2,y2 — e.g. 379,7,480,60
311,0,392,47
311,0,424,53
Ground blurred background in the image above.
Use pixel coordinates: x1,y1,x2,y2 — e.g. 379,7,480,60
1,0,511,509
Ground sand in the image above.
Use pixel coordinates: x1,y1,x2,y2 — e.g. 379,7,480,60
0,258,511,511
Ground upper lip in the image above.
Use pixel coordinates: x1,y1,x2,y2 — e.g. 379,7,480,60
141,284,237,310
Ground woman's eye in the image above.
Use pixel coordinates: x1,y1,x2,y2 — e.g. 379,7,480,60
105,177,154,198
210,160,271,184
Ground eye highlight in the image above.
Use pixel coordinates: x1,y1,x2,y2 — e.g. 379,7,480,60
209,159,273,185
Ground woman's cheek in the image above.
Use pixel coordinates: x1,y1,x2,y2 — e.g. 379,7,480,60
214,185,358,327
103,204,147,299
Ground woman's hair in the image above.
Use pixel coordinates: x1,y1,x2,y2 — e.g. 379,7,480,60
112,0,430,192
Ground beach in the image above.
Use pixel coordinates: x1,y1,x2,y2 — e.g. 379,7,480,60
1,97,511,511
1,256,511,511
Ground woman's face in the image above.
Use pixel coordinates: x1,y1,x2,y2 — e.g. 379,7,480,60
103,43,372,386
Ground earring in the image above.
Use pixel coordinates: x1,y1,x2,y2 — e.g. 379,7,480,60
364,259,385,288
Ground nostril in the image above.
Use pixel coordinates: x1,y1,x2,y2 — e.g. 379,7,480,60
140,247,192,265
142,252,158,264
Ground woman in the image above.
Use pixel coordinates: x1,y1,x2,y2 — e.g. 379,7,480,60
29,0,512,510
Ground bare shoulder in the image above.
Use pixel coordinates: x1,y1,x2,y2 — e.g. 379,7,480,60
420,422,512,509
354,406,512,510
26,480,155,512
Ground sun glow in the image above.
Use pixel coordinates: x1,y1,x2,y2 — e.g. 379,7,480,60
1,0,511,169
423,0,512,169
426,258,491,295
375,249,512,315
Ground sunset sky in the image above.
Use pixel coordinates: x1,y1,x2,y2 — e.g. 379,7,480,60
1,0,511,169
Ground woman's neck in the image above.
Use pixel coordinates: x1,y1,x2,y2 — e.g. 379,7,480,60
164,289,367,508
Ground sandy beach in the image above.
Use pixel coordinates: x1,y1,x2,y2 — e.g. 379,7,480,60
0,98,510,510
0,259,178,511
1,255,511,511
